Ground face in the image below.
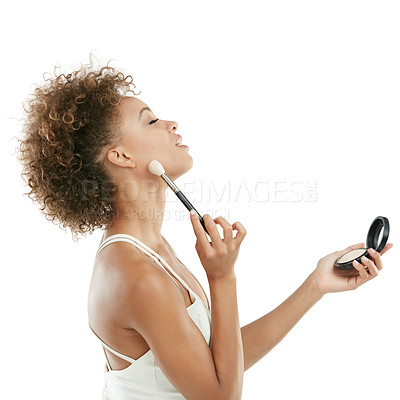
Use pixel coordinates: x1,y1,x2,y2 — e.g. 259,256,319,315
107,96,193,182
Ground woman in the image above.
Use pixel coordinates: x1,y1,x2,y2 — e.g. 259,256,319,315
17,61,393,400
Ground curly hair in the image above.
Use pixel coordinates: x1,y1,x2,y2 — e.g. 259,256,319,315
16,60,140,241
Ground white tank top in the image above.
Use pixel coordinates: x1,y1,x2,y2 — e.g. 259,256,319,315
89,233,211,400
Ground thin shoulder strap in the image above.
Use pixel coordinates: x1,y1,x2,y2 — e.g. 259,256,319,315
89,325,137,366
96,234,197,301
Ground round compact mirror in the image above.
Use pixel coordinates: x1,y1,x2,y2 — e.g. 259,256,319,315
334,216,390,270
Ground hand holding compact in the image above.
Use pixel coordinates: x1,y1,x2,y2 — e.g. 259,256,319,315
334,216,390,270
310,241,393,295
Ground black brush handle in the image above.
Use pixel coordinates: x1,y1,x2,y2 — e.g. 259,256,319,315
175,191,209,236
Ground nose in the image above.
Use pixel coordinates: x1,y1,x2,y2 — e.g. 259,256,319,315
168,121,178,133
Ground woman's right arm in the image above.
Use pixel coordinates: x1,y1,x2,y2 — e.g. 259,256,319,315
190,212,247,399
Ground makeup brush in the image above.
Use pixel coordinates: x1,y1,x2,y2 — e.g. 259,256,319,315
148,160,209,236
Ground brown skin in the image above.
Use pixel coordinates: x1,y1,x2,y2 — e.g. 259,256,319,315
101,96,194,247
240,242,393,371
89,95,198,369
20,63,392,395
89,95,247,398
88,95,394,398
88,234,213,369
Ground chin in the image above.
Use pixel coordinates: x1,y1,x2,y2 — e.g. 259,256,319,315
168,153,193,181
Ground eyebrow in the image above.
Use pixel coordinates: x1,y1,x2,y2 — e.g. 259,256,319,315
138,107,152,121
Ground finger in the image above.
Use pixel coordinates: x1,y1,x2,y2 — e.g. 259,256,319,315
380,243,393,256
190,211,210,249
360,255,379,278
203,214,224,249
352,259,369,281
232,221,247,245
213,216,233,242
367,248,383,270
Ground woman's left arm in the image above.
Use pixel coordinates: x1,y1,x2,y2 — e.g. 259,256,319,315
241,242,393,372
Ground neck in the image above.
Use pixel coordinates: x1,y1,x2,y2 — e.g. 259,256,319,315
105,177,168,249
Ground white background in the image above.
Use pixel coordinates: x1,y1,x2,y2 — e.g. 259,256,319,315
1,1,399,399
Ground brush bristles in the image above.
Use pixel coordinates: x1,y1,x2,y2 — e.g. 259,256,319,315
148,160,165,176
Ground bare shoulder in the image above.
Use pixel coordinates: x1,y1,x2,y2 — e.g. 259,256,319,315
95,240,162,287
90,242,160,315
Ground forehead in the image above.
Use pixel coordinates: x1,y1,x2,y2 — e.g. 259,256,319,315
118,96,149,118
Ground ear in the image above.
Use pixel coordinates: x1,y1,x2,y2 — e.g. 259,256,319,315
107,148,137,168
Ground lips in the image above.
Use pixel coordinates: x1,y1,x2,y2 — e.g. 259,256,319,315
175,134,183,146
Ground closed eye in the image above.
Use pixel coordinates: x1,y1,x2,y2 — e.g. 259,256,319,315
149,119,159,125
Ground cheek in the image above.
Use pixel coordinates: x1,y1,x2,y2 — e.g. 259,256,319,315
145,136,170,155
124,133,151,155
132,136,174,165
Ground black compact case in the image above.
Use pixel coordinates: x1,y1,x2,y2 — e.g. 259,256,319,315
334,216,390,270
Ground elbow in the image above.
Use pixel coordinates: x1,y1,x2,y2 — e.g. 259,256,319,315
212,372,243,400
